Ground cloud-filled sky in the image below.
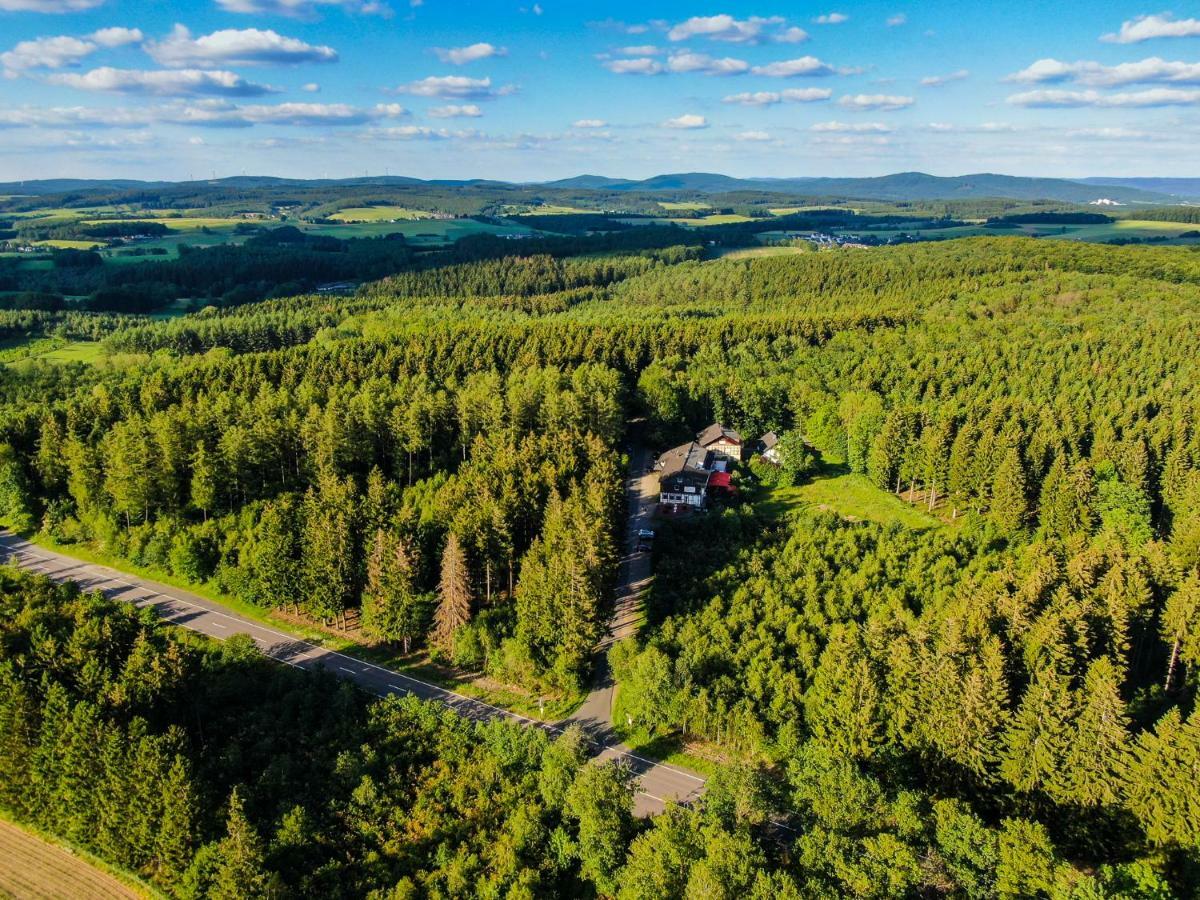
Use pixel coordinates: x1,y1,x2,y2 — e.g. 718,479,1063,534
0,0,1198,181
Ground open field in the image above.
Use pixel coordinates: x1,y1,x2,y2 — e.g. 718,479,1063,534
658,201,711,211
329,206,435,222
32,238,103,250
665,213,754,226
512,204,593,215
763,470,943,530
305,217,535,243
0,817,147,900
0,336,105,368
717,245,809,260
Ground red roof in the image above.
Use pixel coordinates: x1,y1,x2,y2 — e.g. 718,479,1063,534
708,471,733,490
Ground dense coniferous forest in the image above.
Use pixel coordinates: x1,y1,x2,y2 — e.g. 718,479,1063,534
0,232,1199,896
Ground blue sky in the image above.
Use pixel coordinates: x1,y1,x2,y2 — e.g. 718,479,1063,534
1,0,1198,181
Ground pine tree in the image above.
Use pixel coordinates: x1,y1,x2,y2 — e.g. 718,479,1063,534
1000,669,1073,796
300,469,358,624
1062,657,1131,807
363,528,422,652
431,532,472,654
155,755,197,888
1163,574,1200,692
990,448,1030,533
211,788,272,900
249,495,300,610
190,442,219,521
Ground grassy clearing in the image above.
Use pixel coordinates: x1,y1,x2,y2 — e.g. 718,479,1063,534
329,206,435,222
717,245,809,260
0,812,156,899
668,213,754,227
305,217,535,243
24,531,576,723
0,337,105,368
658,201,711,211
513,204,593,215
761,467,943,530
32,239,102,250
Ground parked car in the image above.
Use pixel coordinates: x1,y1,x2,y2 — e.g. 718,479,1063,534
637,528,655,539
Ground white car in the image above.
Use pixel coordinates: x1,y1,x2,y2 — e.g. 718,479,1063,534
636,528,655,539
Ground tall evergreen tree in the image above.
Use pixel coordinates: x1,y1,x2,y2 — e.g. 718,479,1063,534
431,532,472,654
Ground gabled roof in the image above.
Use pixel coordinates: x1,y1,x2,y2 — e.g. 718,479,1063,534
759,431,779,451
697,423,742,447
658,441,713,480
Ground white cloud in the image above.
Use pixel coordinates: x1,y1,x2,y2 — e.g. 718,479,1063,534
0,99,405,129
776,27,809,43
814,12,848,24
2,36,98,73
838,93,914,110
750,56,836,77
1006,87,1200,107
925,121,1018,133
214,0,390,17
392,74,516,99
572,119,607,128
372,125,479,140
886,13,907,27
302,82,320,92
49,67,277,97
667,14,785,44
603,57,663,75
91,28,143,48
428,103,482,117
1006,57,1200,87
663,113,707,129
1,28,144,76
722,87,832,105
920,68,969,87
735,130,771,141
433,42,506,65
1067,126,1149,139
666,51,749,75
1101,13,1200,44
811,120,892,132
147,25,338,68
0,0,105,10
619,45,661,55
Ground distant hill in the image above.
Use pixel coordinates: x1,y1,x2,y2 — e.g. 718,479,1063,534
539,171,1171,204
0,171,1176,204
1077,177,1200,200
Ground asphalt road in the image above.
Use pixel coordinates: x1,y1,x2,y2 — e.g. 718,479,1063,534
0,530,705,816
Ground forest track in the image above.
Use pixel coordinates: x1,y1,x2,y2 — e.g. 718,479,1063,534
0,531,704,817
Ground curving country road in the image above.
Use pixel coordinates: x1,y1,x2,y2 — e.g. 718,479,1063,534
0,529,705,816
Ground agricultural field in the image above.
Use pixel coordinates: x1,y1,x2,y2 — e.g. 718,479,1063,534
0,818,145,900
657,201,711,211
660,213,754,226
716,244,809,260
0,336,105,368
328,206,436,222
304,216,536,243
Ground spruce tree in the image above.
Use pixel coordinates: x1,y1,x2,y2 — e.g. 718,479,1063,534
1064,657,1131,807
211,788,271,900
431,532,472,654
1000,669,1072,796
990,448,1030,533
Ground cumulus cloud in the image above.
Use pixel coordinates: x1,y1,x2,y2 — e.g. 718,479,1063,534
372,124,480,140
48,66,277,97
91,28,144,47
147,25,338,67
1006,87,1200,107
666,14,790,44
1067,126,1149,139
814,12,848,24
921,69,969,87
735,130,772,141
750,56,837,77
666,51,749,75
392,74,516,99
302,82,320,92
428,103,482,117
0,99,406,129
722,87,832,105
811,120,892,132
433,42,506,65
776,27,809,43
663,113,707,129
1101,13,1200,43
886,13,907,27
215,0,391,17
572,118,607,127
618,45,661,55
602,57,663,75
1,29,142,75
1006,57,1200,87
838,93,914,110
0,0,106,11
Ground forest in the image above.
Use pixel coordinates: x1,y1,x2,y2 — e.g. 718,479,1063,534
0,234,1198,896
